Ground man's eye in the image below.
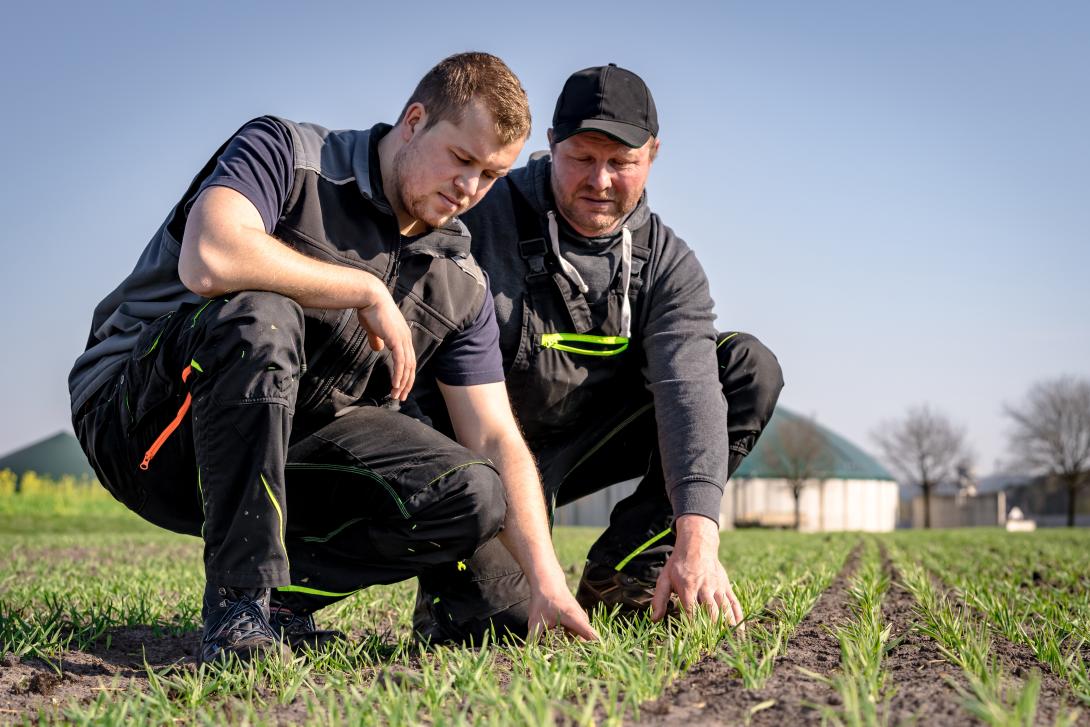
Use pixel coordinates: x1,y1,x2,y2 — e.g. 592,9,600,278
452,151,470,163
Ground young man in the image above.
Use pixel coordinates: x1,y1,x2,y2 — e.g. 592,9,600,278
412,64,784,642
70,52,596,664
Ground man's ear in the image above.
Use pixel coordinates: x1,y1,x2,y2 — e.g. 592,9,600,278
401,102,427,141
546,128,555,150
648,137,661,163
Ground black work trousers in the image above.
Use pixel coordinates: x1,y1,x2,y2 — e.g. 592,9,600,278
414,331,784,641
74,292,506,612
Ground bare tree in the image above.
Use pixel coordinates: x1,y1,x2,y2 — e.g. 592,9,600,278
1005,376,1090,527
763,415,830,530
872,405,970,529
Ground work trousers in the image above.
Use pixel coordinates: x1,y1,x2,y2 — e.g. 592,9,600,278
74,292,507,612
414,331,784,641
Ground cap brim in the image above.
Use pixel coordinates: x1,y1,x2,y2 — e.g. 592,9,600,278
554,118,652,148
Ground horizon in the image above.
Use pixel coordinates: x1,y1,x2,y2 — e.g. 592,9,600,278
1,1,1087,476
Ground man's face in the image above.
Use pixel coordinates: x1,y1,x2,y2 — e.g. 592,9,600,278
393,100,523,230
549,131,659,237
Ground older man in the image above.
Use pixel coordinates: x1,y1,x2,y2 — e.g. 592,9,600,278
412,64,783,642
70,53,596,663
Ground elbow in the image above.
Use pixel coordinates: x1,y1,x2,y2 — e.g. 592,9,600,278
178,241,230,298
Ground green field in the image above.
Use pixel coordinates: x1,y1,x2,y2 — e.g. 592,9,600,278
1,475,1088,725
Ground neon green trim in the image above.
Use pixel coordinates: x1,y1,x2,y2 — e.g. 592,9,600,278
717,332,740,350
191,299,214,327
301,517,364,544
198,467,206,539
138,330,165,360
615,527,673,572
190,359,203,373
285,463,409,519
540,333,629,356
278,584,360,598
456,561,467,572
259,473,287,557
426,460,491,488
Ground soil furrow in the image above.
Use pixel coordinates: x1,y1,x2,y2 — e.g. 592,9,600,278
635,542,862,725
920,561,1083,724
875,544,983,726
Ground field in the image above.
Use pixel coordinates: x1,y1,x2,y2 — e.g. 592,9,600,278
1,475,1088,726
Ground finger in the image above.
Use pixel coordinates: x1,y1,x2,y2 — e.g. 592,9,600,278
678,583,698,618
714,590,732,625
727,587,744,633
700,589,720,624
401,334,417,398
561,608,600,641
650,570,672,622
367,330,385,353
388,342,405,399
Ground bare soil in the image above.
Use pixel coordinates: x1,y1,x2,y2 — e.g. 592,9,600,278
634,542,1085,726
637,544,861,725
925,566,1082,725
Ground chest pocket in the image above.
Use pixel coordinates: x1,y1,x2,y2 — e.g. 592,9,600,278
504,193,651,445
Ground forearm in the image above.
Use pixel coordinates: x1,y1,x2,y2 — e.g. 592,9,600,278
179,186,387,310
480,434,566,591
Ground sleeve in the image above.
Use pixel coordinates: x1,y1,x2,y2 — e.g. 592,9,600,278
640,225,731,522
432,272,506,387
191,117,295,233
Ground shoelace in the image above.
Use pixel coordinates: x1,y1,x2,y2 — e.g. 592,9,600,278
269,607,315,634
204,595,278,645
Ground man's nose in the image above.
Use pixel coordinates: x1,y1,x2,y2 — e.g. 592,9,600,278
455,173,479,199
587,163,611,191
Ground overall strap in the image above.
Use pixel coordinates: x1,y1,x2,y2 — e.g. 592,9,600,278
509,184,595,334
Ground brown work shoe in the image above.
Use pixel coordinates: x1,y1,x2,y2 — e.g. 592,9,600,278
576,561,672,616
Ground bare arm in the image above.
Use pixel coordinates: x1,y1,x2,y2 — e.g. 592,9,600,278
178,185,415,399
439,380,599,641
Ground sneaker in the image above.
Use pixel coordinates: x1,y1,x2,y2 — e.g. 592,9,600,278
199,584,290,665
575,561,678,617
268,605,346,652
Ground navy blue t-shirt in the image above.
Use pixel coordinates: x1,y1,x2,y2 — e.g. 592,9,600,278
195,117,504,386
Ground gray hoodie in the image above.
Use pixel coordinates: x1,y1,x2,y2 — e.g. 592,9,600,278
460,153,730,521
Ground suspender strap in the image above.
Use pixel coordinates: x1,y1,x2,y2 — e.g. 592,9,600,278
509,184,595,333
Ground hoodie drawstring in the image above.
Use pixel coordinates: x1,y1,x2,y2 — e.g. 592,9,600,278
619,226,633,338
547,211,589,294
546,211,633,338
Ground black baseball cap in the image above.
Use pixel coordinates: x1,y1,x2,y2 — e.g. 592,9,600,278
552,63,659,148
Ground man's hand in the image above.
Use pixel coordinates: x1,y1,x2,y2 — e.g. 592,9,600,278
650,514,743,628
356,285,415,400
527,575,601,641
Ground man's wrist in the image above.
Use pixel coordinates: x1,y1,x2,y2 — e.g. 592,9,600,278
674,513,720,553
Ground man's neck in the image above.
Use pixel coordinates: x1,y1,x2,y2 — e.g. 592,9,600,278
376,129,427,236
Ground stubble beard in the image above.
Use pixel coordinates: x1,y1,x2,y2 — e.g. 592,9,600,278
391,144,451,231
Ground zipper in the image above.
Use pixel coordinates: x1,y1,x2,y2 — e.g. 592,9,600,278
139,361,199,471
304,325,369,409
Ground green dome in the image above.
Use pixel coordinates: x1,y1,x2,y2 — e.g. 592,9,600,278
735,408,894,481
0,432,96,479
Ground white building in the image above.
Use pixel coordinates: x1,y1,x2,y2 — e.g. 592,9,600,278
556,408,899,532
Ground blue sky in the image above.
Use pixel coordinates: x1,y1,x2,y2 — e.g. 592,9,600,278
0,1,1087,475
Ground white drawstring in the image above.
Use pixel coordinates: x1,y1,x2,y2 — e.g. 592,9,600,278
546,210,632,338
547,211,589,294
619,226,632,338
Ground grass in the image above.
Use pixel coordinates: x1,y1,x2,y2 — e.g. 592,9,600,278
805,538,893,727
889,541,1080,727
3,476,1090,725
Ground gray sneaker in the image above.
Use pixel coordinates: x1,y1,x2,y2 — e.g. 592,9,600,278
199,585,290,665
268,605,346,652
